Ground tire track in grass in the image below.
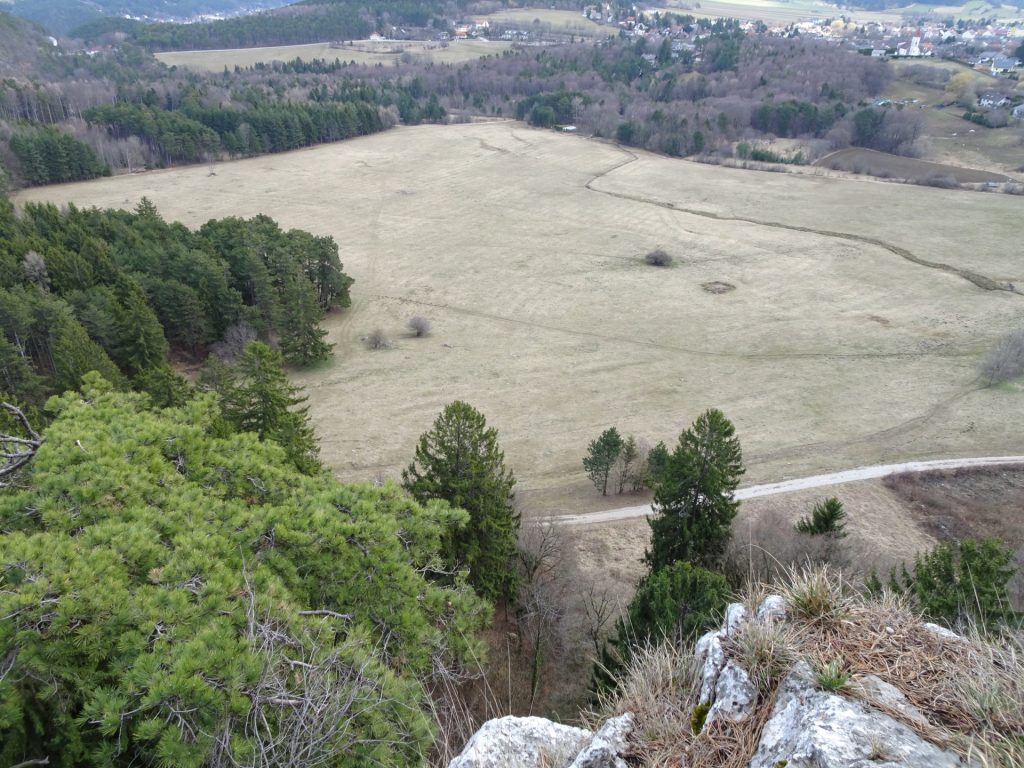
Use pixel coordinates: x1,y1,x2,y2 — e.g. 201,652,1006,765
374,293,975,362
584,145,1022,297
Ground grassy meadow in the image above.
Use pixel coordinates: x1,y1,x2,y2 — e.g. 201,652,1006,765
156,38,513,71
14,122,1024,516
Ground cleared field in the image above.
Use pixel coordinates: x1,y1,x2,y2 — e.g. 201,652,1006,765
481,8,608,37
884,62,1024,176
655,0,903,24
815,146,1012,183
155,38,512,72
14,122,1024,515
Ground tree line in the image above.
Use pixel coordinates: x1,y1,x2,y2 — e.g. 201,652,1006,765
0,198,352,412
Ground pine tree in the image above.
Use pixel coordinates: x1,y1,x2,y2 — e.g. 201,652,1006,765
593,561,729,692
216,341,319,473
402,400,520,603
795,497,847,537
645,409,744,572
0,376,488,767
583,427,623,495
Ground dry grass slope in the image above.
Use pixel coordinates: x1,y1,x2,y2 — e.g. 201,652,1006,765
13,123,1024,510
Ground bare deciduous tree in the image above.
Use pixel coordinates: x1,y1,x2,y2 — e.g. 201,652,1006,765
582,584,618,658
517,519,566,710
22,251,49,292
211,321,258,362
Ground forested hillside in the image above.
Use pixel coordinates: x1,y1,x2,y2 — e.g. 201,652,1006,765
0,198,352,411
7,0,292,35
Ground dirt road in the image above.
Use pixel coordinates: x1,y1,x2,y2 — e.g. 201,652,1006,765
550,456,1024,526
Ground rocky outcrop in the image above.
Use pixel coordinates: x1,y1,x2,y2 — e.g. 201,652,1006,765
450,596,970,768
749,661,962,768
697,596,967,768
448,714,633,768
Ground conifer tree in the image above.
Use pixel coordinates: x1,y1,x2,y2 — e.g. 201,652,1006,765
646,409,744,572
214,341,319,473
583,427,623,495
403,401,520,603
0,376,488,767
795,497,847,537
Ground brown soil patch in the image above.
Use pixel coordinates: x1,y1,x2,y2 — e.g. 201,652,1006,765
816,147,1012,184
701,281,736,294
882,465,1024,550
882,465,1024,608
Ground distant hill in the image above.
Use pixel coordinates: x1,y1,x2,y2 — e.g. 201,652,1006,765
2,0,293,35
69,0,476,51
0,11,65,75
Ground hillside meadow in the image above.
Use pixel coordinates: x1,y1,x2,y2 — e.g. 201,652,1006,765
14,121,1024,515
155,38,513,71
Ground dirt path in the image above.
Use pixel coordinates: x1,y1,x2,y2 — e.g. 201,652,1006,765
584,143,1022,296
550,456,1024,526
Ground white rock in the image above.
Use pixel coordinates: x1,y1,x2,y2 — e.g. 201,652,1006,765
854,674,930,727
724,602,748,636
569,713,633,768
707,660,758,724
695,630,726,703
448,716,592,768
756,595,786,623
749,662,963,768
922,622,964,642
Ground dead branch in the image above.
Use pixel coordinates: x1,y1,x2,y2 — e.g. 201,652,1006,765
0,402,43,486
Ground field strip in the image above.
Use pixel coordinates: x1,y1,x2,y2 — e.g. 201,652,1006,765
549,456,1024,526
584,144,1022,296
375,294,974,361
745,383,982,464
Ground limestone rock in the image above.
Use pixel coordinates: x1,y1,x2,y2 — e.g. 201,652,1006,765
725,602,748,636
854,674,930,727
756,595,786,623
448,716,592,768
695,630,727,703
707,660,757,724
748,662,964,768
569,713,634,768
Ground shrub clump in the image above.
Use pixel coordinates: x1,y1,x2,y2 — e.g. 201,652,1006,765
922,173,960,189
407,315,431,337
645,249,674,267
366,328,390,349
980,328,1024,384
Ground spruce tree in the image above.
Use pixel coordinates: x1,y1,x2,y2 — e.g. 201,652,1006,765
403,401,519,603
645,409,744,572
215,341,319,473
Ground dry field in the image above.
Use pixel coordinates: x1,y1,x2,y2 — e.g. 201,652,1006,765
155,38,512,72
480,8,608,37
655,0,904,24
14,121,1024,518
884,61,1024,176
815,146,1012,183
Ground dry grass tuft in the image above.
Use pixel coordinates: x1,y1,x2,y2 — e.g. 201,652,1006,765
596,567,1023,767
589,641,702,766
729,621,795,694
780,564,850,624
